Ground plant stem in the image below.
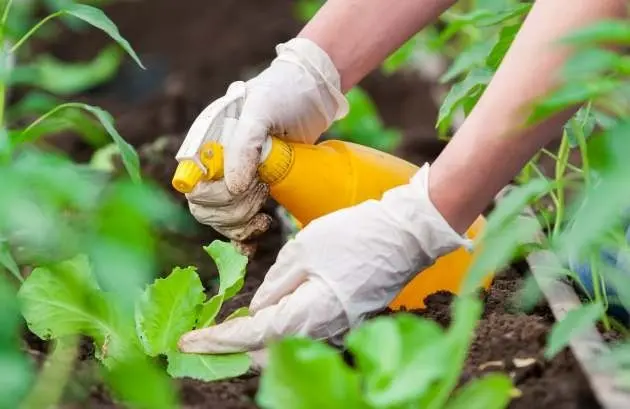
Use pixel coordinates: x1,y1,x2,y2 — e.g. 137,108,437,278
590,254,611,331
608,316,630,338
16,102,78,143
10,11,63,53
529,161,561,212
20,336,78,409
541,148,583,174
0,81,5,128
428,296,482,409
552,131,570,239
573,106,591,188
1,0,13,26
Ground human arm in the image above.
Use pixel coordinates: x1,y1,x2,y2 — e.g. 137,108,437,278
178,0,627,360
185,0,456,243
299,0,457,91
429,0,628,234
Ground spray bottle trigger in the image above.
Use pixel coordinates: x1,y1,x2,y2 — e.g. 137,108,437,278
199,141,225,181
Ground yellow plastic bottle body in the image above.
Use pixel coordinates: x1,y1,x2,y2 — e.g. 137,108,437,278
266,139,492,310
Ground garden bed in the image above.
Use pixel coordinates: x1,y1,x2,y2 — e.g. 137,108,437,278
21,0,614,408
35,266,600,409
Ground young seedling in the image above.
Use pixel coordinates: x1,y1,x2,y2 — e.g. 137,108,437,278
19,240,253,383
136,240,252,381
257,296,515,409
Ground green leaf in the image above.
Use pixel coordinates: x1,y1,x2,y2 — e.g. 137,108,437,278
346,314,447,407
486,23,521,70
445,374,513,409
382,36,417,75
13,45,123,95
465,217,539,294
166,351,250,382
19,255,104,339
294,0,323,22
562,20,630,46
0,240,22,282
13,103,139,181
105,356,178,409
562,48,622,79
440,2,530,45
331,87,401,152
528,79,618,126
422,296,484,408
0,277,34,408
63,4,144,69
90,143,121,172
135,266,205,356
15,106,109,147
545,302,604,359
437,68,493,133
223,306,250,322
6,91,61,120
17,255,132,365
475,3,531,27
557,121,630,257
0,352,33,408
564,105,596,148
257,337,366,409
204,240,248,301
75,104,140,182
485,179,551,234
440,39,495,83
196,294,223,328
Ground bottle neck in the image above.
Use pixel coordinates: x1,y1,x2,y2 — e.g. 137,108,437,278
258,137,294,185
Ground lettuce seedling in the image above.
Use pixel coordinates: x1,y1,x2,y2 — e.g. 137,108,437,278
136,240,251,381
257,297,515,409
19,240,252,383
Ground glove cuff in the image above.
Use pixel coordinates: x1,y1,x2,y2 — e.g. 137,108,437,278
380,164,473,258
275,38,349,121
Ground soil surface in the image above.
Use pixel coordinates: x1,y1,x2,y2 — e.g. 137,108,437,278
421,269,601,409
20,0,603,408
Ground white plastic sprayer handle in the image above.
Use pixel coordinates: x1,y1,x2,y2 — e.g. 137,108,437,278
175,84,247,164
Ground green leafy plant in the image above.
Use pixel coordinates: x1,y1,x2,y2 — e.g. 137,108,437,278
329,88,401,152
429,0,630,360
0,1,201,407
257,295,514,409
136,240,252,381
19,240,252,384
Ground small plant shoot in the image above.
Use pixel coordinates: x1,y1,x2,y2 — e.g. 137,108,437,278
20,240,252,382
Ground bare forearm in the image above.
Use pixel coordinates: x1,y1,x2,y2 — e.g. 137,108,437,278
298,0,456,91
429,0,627,234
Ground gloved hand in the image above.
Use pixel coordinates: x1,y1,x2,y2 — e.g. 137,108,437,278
178,164,471,360
186,38,348,244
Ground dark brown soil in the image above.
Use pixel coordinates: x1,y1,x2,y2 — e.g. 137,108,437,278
419,269,600,409
20,0,605,408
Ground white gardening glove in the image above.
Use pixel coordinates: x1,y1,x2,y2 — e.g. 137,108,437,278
186,38,348,244
178,164,471,361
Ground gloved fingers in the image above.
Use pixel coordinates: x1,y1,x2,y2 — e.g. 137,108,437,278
247,348,269,371
210,213,273,243
232,240,258,260
186,180,236,206
224,91,271,196
188,181,269,225
177,278,347,354
221,213,273,242
249,241,308,312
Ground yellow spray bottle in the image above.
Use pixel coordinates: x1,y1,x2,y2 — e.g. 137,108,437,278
172,93,492,310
